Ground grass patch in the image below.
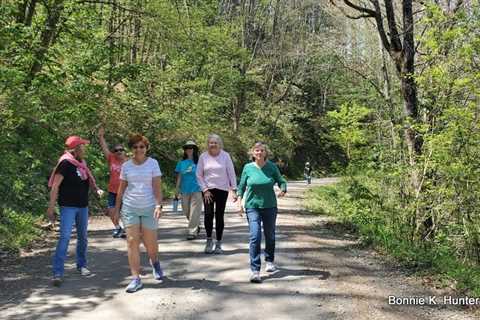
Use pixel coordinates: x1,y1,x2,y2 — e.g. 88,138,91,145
305,180,480,296
0,208,42,253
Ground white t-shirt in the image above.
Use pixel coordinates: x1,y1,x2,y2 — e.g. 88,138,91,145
120,157,162,209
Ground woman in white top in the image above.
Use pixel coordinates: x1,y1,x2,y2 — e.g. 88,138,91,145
113,134,163,293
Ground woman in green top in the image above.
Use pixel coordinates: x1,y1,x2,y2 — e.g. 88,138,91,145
236,142,287,283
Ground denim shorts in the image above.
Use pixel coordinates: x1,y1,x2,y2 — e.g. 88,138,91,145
121,204,158,230
107,192,117,209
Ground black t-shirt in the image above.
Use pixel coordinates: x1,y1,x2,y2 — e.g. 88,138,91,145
55,160,90,207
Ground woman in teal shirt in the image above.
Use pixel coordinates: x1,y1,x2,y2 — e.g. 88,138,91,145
237,142,287,283
175,141,203,240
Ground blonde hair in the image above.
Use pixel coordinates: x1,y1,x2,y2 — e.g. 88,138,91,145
249,142,270,161
207,134,224,149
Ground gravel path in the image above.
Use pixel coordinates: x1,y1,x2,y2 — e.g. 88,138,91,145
0,178,477,320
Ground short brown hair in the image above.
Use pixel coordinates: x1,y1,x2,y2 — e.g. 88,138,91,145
128,133,150,149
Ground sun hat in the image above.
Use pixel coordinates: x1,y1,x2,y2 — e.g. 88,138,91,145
183,140,198,149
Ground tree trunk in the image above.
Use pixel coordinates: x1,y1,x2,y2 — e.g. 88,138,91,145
25,0,38,26
233,64,247,133
16,1,28,24
25,0,64,88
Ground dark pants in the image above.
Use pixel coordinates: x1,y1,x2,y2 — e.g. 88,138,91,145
246,207,277,271
204,188,229,241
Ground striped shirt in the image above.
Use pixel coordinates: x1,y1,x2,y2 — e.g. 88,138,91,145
120,157,162,209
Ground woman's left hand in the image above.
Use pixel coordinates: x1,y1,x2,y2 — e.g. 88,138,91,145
154,206,162,219
278,191,286,197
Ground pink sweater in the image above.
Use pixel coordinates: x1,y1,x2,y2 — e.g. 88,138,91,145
196,150,237,192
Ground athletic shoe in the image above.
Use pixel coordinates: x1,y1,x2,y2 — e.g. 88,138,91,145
249,271,262,283
52,275,63,287
126,277,143,293
151,260,164,281
265,262,277,272
186,234,196,240
214,241,223,254
112,226,123,238
79,267,91,276
204,238,214,254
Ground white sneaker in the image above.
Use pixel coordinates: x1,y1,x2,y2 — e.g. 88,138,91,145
214,241,223,254
79,267,91,276
204,238,214,254
249,271,262,283
265,262,277,273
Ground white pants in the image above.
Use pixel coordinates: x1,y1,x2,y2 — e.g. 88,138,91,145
181,192,203,235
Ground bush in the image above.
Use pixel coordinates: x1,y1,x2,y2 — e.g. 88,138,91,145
0,208,42,252
306,177,480,296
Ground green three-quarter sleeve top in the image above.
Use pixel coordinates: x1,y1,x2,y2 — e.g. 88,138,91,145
237,160,287,209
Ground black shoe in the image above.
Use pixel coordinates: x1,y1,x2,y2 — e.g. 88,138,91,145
112,227,123,238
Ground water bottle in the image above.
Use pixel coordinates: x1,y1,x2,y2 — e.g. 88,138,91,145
172,196,179,212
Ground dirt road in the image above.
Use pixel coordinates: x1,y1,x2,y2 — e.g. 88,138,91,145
0,178,477,320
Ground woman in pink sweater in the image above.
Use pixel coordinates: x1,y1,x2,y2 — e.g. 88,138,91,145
196,134,237,254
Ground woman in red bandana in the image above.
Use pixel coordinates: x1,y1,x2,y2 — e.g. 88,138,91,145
46,136,104,287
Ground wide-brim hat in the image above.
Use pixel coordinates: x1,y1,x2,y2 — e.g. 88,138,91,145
183,140,198,149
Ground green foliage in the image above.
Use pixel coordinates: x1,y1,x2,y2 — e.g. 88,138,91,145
0,0,350,251
327,103,371,162
0,208,42,252
5,0,478,300
305,1,480,295
307,179,480,296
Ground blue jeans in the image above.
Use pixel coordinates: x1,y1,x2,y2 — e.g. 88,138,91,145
246,207,278,271
52,206,89,276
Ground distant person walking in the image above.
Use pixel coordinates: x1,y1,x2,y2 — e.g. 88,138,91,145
196,134,237,254
237,142,287,283
98,126,128,238
304,162,312,184
47,136,104,287
175,141,203,240
113,134,164,293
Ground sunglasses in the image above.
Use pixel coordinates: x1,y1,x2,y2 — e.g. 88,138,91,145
132,145,146,150
114,148,124,153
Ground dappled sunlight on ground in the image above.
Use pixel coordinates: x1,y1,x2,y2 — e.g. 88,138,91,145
0,178,476,320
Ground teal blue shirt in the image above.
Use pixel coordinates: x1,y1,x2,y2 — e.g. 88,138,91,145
237,160,287,209
175,159,201,194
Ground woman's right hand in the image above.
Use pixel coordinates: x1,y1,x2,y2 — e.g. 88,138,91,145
46,207,56,224
203,190,213,203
